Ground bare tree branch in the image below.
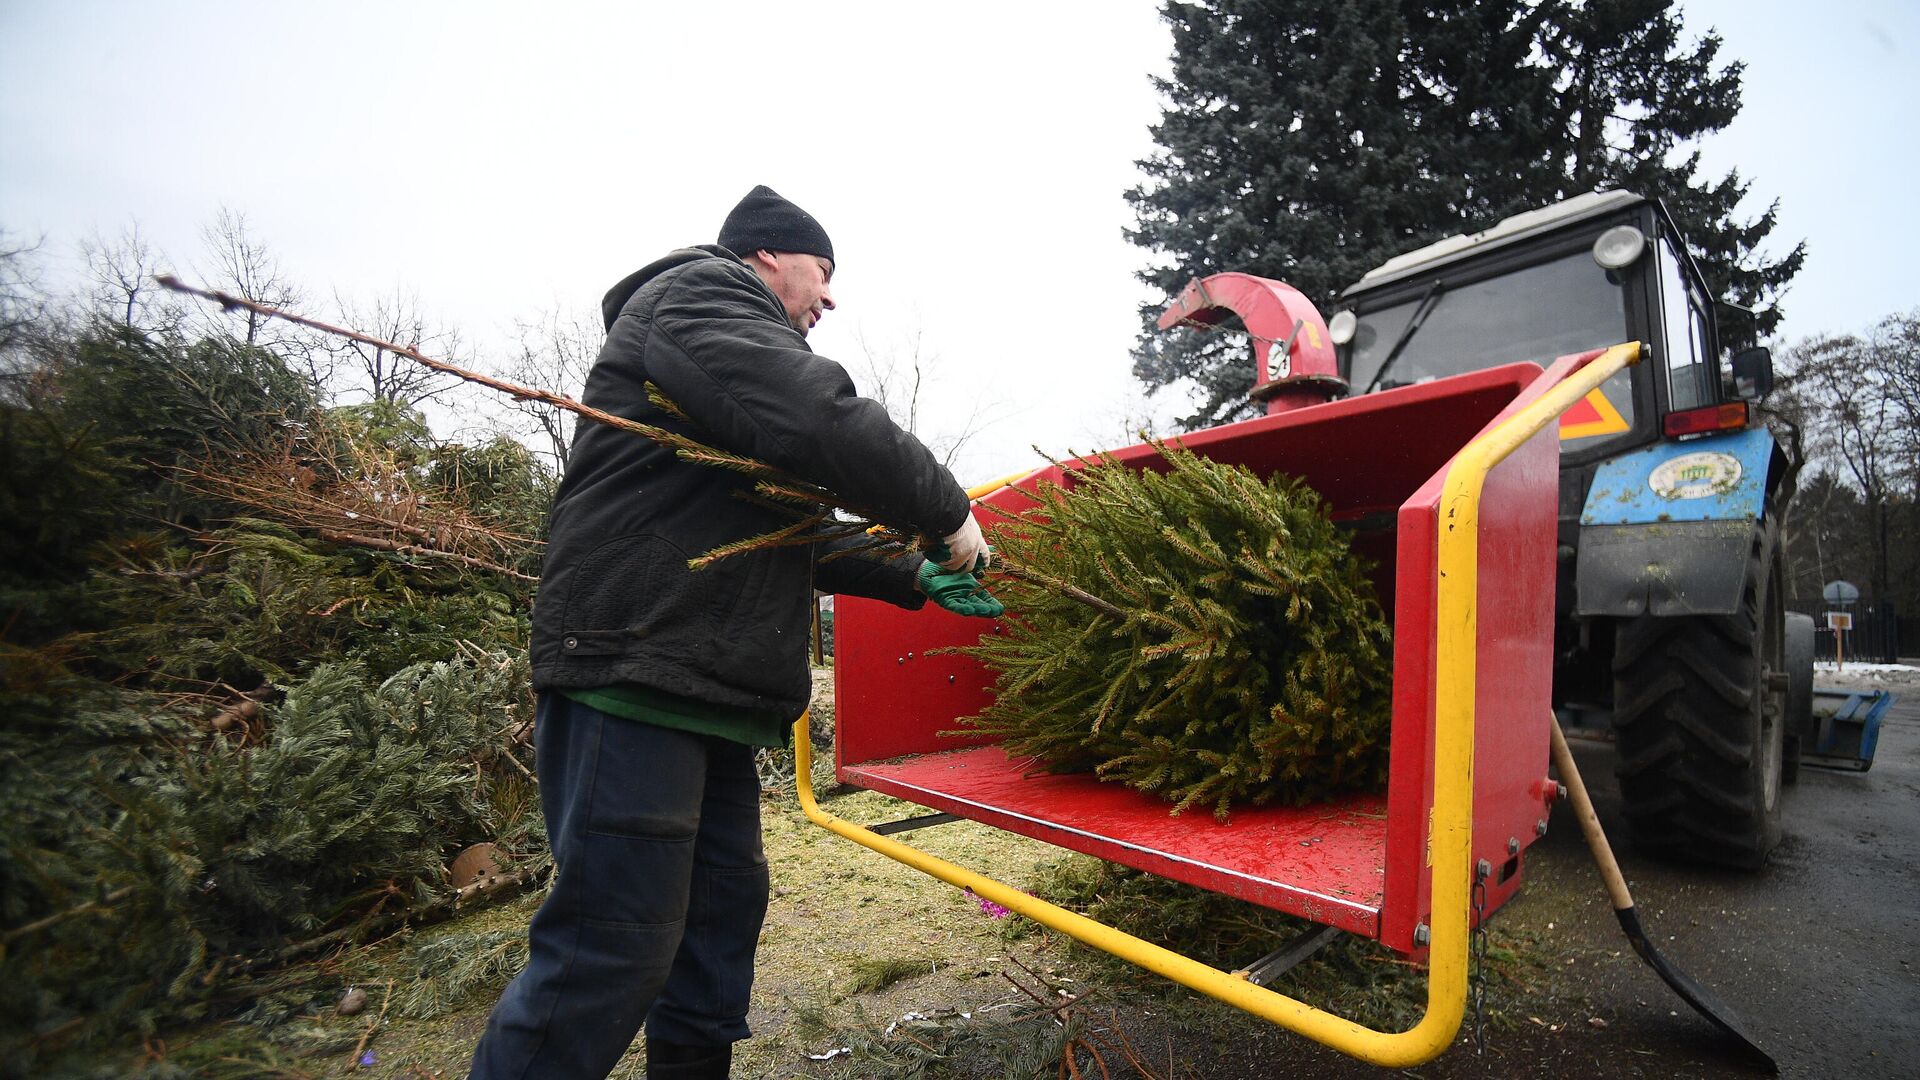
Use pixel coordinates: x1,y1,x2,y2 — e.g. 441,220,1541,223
851,321,994,471
501,304,602,473
1868,310,1920,500
79,224,182,335
329,285,463,408
1775,330,1903,606
197,209,295,345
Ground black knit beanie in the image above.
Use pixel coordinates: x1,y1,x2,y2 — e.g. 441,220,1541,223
717,185,835,266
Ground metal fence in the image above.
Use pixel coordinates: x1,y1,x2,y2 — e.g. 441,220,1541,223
1787,600,1908,664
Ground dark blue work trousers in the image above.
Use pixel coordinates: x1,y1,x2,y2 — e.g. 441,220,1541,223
469,692,769,1079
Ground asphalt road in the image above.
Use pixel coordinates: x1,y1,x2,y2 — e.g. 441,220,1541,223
1534,682,1920,1079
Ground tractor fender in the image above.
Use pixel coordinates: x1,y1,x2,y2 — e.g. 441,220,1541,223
1572,427,1788,618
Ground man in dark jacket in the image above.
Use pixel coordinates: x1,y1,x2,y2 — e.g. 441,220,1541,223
469,186,999,1080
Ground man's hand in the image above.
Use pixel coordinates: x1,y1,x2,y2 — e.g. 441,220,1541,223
936,515,990,573
917,560,1005,618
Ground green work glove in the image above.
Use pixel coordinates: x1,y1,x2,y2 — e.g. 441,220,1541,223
917,559,1005,618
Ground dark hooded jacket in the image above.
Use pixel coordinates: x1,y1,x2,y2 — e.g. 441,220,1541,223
529,245,970,718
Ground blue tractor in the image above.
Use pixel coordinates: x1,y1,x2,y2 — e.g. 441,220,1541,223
1323,190,1814,868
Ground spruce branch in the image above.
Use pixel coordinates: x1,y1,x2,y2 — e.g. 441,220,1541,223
167,410,545,595
816,537,911,565
0,886,137,946
749,480,839,507
992,562,1130,621
644,380,692,423
686,512,833,570
317,529,537,581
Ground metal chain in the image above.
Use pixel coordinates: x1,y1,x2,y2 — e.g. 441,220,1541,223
1471,865,1490,1055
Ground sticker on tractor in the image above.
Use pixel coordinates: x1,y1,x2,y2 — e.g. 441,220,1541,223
1648,452,1742,500
1558,387,1629,440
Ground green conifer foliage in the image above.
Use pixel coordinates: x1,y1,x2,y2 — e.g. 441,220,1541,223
0,654,540,1052
960,445,1392,818
1129,0,1804,428
0,317,547,1058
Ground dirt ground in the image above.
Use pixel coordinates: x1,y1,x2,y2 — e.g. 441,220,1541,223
117,666,1916,1079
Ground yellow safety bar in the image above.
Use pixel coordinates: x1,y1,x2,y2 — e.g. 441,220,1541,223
963,470,1033,501
794,343,1641,1066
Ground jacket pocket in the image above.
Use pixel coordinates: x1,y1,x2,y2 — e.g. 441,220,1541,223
562,533,712,646
557,627,648,657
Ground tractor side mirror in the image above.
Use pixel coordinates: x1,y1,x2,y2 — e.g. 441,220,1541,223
1730,345,1774,400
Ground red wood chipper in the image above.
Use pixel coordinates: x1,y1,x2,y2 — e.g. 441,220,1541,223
794,274,1641,1067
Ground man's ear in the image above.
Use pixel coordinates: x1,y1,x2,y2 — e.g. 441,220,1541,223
746,249,779,271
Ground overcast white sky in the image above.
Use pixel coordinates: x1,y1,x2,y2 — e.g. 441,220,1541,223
2,1,1912,482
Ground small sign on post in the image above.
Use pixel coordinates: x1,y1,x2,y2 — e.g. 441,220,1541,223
1822,581,1860,672
1825,611,1853,670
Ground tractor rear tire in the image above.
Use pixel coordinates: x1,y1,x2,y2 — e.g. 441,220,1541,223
1611,519,1786,869
1782,612,1815,784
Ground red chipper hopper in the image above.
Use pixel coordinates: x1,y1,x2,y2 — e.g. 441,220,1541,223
810,273,1637,1066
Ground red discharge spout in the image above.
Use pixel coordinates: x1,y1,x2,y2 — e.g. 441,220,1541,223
1157,273,1348,415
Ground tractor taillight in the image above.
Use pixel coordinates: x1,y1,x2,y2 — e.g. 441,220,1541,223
1663,402,1749,438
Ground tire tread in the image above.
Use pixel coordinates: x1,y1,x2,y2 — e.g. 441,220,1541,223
1611,511,1784,869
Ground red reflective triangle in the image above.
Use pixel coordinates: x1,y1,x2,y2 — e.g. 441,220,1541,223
1560,388,1629,440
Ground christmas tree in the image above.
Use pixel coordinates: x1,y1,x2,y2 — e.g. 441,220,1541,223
960,444,1393,819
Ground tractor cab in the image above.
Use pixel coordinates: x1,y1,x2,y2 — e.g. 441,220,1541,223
1329,190,1805,869
1330,190,1767,469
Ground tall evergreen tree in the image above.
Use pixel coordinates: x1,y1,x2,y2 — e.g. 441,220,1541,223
1128,0,1804,427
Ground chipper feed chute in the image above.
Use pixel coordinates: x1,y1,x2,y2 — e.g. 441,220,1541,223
800,339,1642,1067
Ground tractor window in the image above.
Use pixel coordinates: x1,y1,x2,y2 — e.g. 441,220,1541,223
1348,250,1629,391
1347,250,1636,452
1657,239,1714,410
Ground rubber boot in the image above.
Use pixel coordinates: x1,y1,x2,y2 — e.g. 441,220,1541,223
645,1037,732,1080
